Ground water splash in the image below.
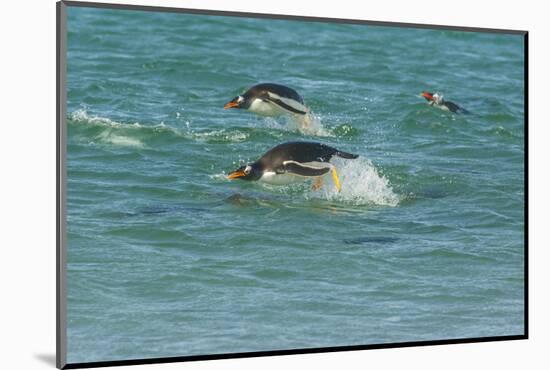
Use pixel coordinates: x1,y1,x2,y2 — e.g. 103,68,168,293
293,113,333,137
262,113,334,137
308,157,400,207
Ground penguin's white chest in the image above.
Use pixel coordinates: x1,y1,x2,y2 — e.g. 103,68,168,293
248,98,287,117
259,171,304,185
430,101,449,111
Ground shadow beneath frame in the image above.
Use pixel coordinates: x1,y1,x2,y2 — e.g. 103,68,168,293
34,353,56,367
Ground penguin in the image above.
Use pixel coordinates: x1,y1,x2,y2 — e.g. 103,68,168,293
420,91,469,114
226,141,358,192
224,83,310,117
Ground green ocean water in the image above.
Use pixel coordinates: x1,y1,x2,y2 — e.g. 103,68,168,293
66,6,525,364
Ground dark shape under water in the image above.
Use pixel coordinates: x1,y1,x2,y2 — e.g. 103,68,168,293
138,206,172,215
223,192,281,208
224,193,257,206
133,204,209,216
416,188,449,200
343,236,400,245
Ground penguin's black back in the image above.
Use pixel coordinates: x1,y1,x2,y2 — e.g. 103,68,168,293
443,100,460,113
258,141,357,170
244,83,304,104
443,100,469,114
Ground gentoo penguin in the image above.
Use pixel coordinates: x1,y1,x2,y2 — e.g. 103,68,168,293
420,91,469,114
227,141,358,192
224,83,309,117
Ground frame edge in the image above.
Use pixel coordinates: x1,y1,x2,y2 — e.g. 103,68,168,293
57,1,68,368
62,0,527,35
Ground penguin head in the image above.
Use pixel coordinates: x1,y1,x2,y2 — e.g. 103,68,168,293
421,91,435,102
224,95,250,110
421,91,444,105
227,163,262,181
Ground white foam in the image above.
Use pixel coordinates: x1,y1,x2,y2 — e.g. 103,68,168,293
70,109,125,127
96,131,146,148
69,109,173,132
308,157,400,207
190,129,249,143
70,109,169,134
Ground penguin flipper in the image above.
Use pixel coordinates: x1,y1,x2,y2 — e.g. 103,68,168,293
264,92,308,115
282,161,331,177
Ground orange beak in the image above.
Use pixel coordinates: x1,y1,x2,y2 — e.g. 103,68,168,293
224,100,240,109
227,169,246,180
421,91,433,100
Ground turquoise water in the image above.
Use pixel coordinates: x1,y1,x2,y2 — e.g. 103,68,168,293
66,7,525,364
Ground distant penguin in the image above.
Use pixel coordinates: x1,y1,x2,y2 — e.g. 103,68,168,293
224,83,310,117
421,91,469,114
227,141,359,192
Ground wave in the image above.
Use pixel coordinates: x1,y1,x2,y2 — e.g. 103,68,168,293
68,109,254,146
94,130,146,148
68,110,360,149
68,109,177,148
